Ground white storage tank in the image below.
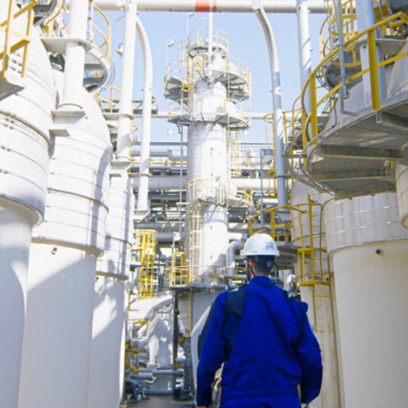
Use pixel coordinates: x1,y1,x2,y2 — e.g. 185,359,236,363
324,192,408,407
18,71,112,408
88,173,134,408
0,21,56,407
387,41,408,228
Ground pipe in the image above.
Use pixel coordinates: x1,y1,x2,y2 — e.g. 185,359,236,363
130,149,185,162
296,0,312,112
90,0,326,13
130,174,270,191
135,15,154,220
226,240,244,277
60,0,89,110
228,232,244,241
253,3,287,205
133,111,294,120
116,0,137,159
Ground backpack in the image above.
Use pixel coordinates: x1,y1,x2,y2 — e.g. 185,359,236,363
197,283,308,359
197,284,248,359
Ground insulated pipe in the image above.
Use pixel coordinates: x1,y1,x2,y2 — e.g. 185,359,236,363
226,240,244,277
296,0,312,83
90,0,326,13
135,15,153,220
130,174,268,191
296,0,312,116
116,0,137,159
60,0,89,110
253,3,287,205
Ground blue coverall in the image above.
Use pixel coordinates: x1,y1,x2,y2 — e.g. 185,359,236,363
196,276,323,408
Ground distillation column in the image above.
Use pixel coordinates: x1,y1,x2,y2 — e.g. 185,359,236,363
89,1,136,406
0,9,57,407
18,1,113,406
166,25,250,284
165,23,251,392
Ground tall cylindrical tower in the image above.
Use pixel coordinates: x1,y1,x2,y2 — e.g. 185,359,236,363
0,20,56,407
165,25,251,394
18,72,112,408
88,173,134,408
166,27,250,285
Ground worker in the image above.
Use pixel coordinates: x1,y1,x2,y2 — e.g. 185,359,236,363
196,233,323,408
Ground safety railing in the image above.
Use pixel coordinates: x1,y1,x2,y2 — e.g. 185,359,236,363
87,2,111,57
169,93,250,124
169,251,190,287
321,0,358,59
227,130,242,177
247,202,334,317
134,229,156,299
187,200,202,280
0,0,37,80
301,11,408,146
187,27,229,57
188,177,227,206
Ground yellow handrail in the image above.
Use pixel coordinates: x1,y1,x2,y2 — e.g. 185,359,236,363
301,11,408,146
0,0,37,79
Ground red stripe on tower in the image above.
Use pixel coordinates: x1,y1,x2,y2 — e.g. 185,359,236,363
195,0,217,12
195,0,210,11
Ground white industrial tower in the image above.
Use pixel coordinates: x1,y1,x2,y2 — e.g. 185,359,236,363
165,24,251,285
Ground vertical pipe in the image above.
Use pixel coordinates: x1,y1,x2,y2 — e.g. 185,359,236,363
260,149,265,229
355,0,385,107
253,4,287,205
208,12,213,57
179,126,184,237
135,15,153,219
60,0,89,109
336,0,349,112
296,0,312,108
116,0,137,159
0,204,33,408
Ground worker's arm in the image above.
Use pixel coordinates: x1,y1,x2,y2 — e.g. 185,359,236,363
196,294,227,407
293,302,323,404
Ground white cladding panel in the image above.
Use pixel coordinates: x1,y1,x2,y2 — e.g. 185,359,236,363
20,244,96,408
387,42,408,97
324,192,408,252
188,123,228,182
0,204,33,408
89,277,127,408
200,205,228,272
396,163,408,229
0,31,55,220
331,241,408,408
97,174,133,277
0,29,56,408
33,74,112,254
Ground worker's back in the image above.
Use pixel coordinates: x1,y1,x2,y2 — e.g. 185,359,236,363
197,275,322,408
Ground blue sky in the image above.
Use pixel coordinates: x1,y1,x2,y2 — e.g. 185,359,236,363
105,9,326,145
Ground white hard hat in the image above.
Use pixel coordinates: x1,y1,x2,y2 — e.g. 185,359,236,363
242,233,280,257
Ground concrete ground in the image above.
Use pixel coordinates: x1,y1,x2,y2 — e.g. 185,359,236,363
120,395,195,408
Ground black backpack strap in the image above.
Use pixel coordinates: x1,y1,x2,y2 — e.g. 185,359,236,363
197,299,218,359
226,284,248,316
224,284,248,359
197,284,248,360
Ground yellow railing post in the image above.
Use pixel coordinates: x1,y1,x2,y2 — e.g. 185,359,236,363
367,29,381,111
